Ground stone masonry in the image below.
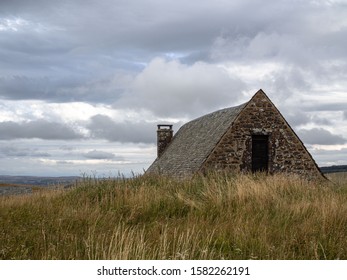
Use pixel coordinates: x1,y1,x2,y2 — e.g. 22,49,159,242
201,91,323,179
157,124,173,158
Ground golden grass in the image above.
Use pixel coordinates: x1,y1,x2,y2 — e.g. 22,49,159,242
0,173,346,260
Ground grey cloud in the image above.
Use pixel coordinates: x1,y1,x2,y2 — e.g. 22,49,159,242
209,2,347,64
0,145,51,157
87,114,156,144
303,102,347,112
297,128,347,145
32,152,51,157
0,0,346,107
311,117,332,126
0,76,61,101
344,111,347,120
59,145,76,151
284,110,332,127
0,72,128,103
1,0,346,60
56,160,73,165
0,146,29,157
211,32,313,66
284,111,311,127
0,28,71,58
83,150,123,161
0,120,83,140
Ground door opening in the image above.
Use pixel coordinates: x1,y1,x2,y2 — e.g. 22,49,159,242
252,135,269,173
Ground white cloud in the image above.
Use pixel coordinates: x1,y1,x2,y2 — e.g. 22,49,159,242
116,58,246,118
0,17,29,32
309,147,347,167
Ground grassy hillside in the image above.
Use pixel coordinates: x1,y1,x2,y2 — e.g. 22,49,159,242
1,173,346,260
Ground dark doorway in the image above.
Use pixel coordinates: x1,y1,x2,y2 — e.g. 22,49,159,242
252,135,269,173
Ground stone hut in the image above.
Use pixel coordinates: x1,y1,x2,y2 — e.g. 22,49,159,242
146,89,324,179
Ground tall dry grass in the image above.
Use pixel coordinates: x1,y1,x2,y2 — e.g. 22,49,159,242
0,173,346,260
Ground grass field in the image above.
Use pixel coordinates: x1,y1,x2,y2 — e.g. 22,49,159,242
0,172,346,260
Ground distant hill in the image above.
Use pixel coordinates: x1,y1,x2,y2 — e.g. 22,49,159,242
0,175,80,187
1,166,346,186
320,165,347,174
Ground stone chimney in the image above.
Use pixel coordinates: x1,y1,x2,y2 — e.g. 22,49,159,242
157,124,173,157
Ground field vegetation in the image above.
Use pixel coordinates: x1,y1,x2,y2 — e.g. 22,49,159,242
1,172,346,260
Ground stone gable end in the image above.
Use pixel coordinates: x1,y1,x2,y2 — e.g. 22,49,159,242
201,90,323,179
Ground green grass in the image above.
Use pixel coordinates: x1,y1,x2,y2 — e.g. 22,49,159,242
1,172,346,260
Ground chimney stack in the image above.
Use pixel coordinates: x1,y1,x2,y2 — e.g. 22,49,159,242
157,124,173,157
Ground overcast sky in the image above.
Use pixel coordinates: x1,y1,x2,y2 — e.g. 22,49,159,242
1,0,347,176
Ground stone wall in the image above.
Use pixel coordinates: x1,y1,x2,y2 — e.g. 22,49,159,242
201,91,324,180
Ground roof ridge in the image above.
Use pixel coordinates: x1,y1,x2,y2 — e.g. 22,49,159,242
182,102,248,126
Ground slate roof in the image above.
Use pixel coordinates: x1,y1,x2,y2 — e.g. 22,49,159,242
146,102,247,177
